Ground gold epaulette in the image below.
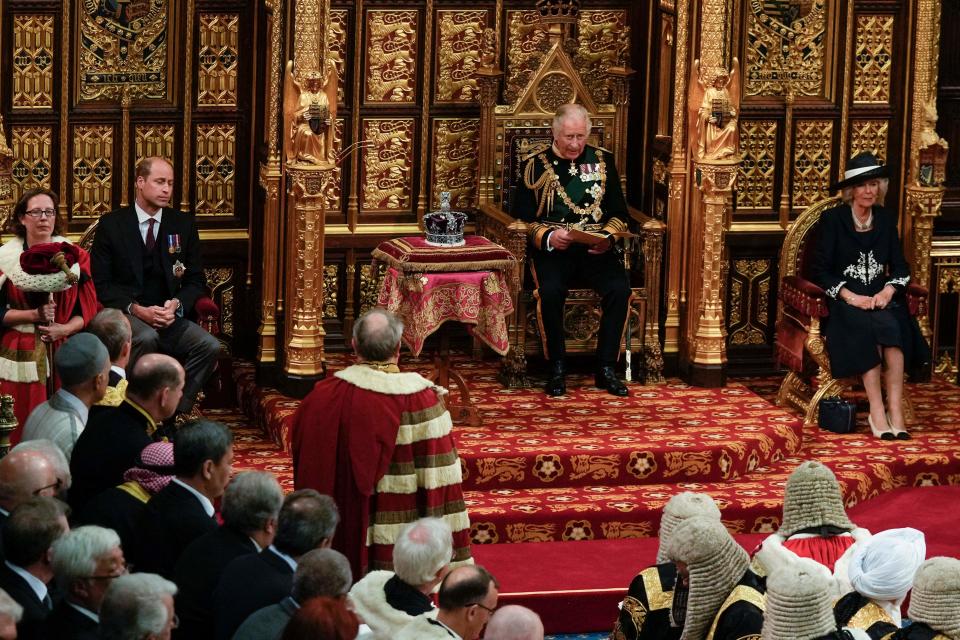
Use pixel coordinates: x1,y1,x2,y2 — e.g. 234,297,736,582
594,144,612,154
520,141,551,162
96,380,127,407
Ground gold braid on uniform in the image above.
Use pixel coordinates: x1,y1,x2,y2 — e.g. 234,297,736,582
523,149,608,223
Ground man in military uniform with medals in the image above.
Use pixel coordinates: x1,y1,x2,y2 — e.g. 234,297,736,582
512,103,631,397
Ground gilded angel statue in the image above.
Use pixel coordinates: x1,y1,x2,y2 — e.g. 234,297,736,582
690,58,740,161
283,61,338,166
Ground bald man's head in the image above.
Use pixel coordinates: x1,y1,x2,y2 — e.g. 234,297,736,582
0,450,59,511
484,605,544,640
352,308,403,362
127,354,184,399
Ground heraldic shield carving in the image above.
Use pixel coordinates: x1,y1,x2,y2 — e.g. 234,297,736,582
745,0,827,97
78,0,169,101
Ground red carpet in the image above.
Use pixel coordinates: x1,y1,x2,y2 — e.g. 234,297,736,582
226,357,960,634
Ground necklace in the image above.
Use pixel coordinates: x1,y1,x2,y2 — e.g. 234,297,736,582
852,210,873,231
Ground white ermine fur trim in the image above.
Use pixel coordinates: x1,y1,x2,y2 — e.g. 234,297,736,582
348,570,437,638
755,528,871,597
336,364,443,395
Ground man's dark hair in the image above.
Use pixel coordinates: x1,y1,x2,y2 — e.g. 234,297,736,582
273,490,340,557
135,157,171,180
292,548,353,601
126,356,182,399
2,497,69,567
173,420,233,477
87,309,132,362
438,565,499,610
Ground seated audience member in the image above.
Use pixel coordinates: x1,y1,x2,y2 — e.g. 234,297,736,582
99,573,178,640
0,588,22,640
664,516,756,640
755,460,871,595
894,556,960,640
291,308,470,577
174,471,283,639
612,492,721,640
484,605,544,640
48,525,126,640
349,517,452,635
0,450,59,549
10,439,71,503
0,497,70,640
279,597,360,640
135,419,234,577
233,548,353,640
75,441,174,555
21,333,110,460
87,308,133,408
761,557,869,640
214,490,339,640
396,565,499,640
836,528,925,639
69,353,185,511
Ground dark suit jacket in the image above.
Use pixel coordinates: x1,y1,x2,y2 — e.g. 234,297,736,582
213,548,294,640
172,526,257,640
69,400,154,512
45,601,99,640
91,206,206,316
0,563,51,640
135,481,218,578
75,485,148,559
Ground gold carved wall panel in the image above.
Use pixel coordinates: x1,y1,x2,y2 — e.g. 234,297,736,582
195,123,237,216
330,10,349,104
365,10,418,104
72,125,114,218
361,119,414,212
432,119,480,210
77,0,169,101
737,120,777,210
575,10,629,105
850,120,889,163
135,125,175,166
359,263,387,316
324,119,345,211
12,15,55,110
505,11,549,105
853,15,893,104
792,120,833,208
436,10,488,103
744,0,827,97
728,258,771,346
10,127,53,199
197,13,239,108
323,264,339,319
205,267,234,338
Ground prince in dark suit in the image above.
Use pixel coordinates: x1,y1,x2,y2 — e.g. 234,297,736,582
90,157,219,414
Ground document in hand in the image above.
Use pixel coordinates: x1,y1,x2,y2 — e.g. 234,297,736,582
566,228,638,245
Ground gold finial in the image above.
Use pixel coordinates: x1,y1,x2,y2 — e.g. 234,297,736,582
535,0,580,25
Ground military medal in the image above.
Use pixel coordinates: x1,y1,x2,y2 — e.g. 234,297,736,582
568,161,577,176
173,260,186,279
580,163,600,182
167,234,181,255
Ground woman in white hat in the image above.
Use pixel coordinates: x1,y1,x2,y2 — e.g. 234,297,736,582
810,152,931,440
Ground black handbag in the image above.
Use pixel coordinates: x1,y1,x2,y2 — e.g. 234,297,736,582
818,396,856,434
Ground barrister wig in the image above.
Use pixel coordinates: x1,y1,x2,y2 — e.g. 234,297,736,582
908,557,960,640
665,516,750,640
656,492,722,564
760,557,836,640
779,461,855,537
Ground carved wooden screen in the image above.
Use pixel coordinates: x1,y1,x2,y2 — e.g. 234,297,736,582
1,0,258,347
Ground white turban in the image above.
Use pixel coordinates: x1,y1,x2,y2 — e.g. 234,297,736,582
848,527,926,601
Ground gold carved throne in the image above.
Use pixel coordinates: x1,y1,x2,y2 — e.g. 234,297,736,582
475,28,665,387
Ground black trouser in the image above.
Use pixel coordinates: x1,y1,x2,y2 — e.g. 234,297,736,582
530,245,630,367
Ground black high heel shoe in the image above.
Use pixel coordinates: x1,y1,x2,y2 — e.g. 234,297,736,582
886,412,911,440
868,415,895,441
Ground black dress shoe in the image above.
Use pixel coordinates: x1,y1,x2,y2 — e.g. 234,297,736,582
545,360,567,397
595,366,629,397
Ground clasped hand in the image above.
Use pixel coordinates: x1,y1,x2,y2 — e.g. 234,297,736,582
845,286,895,310
135,299,179,329
548,229,612,254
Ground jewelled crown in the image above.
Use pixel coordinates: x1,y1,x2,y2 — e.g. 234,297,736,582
536,0,580,23
424,192,467,247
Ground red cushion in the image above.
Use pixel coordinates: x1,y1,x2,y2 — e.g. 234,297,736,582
372,235,516,273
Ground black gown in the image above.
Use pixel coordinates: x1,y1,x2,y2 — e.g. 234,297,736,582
809,204,930,379
612,563,682,640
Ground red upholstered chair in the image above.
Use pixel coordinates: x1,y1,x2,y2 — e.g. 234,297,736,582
775,197,928,426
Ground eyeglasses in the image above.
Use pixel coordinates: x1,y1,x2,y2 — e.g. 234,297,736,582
31,478,63,496
469,603,496,615
24,208,57,218
81,561,131,581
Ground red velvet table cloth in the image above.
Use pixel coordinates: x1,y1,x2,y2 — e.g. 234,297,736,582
374,236,515,357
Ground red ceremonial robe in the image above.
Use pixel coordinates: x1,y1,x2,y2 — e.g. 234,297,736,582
291,363,471,578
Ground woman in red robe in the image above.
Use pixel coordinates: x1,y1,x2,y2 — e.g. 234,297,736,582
0,188,98,440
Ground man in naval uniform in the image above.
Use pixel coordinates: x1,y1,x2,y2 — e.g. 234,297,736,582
512,103,631,397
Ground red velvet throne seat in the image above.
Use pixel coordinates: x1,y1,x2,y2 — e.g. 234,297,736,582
775,197,928,426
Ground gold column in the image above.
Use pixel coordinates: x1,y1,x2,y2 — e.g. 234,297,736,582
283,166,334,379
0,117,13,226
906,185,944,339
